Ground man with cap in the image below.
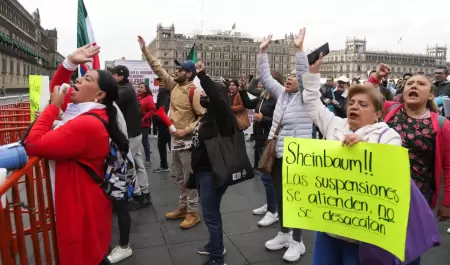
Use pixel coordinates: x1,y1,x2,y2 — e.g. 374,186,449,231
110,65,151,209
138,36,204,229
321,75,349,119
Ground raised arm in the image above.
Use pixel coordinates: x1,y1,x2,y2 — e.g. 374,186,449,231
294,28,309,94
239,90,259,109
302,56,341,136
246,77,262,97
257,34,284,99
196,63,234,137
138,36,177,91
49,44,101,112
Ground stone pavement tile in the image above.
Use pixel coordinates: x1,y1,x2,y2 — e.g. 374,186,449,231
421,221,450,265
149,188,180,208
168,237,249,265
251,253,312,265
129,206,157,224
222,210,278,236
118,245,174,265
228,229,288,264
112,221,165,249
220,191,262,214
159,218,210,245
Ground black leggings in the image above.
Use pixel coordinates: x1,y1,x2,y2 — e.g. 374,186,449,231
113,199,131,246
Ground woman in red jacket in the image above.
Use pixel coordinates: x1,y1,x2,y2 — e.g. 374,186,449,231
24,45,129,265
369,65,450,265
137,82,156,165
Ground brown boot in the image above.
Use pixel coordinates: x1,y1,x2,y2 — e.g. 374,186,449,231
165,207,187,220
180,211,201,229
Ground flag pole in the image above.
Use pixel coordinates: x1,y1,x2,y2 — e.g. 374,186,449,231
200,0,204,34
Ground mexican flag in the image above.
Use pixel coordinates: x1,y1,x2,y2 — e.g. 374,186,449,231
187,44,198,63
230,23,236,35
187,44,202,89
77,0,100,76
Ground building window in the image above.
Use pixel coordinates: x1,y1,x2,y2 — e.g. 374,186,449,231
9,60,14,74
17,62,21,75
1,58,6,73
164,61,168,65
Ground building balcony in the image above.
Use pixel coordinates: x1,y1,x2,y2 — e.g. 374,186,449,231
0,31,50,66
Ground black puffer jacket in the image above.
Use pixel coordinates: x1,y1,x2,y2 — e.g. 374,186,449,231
239,90,276,143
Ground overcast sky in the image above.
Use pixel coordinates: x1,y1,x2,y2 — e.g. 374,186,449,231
20,0,450,66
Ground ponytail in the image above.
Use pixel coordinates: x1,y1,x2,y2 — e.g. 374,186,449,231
427,98,439,113
105,102,129,153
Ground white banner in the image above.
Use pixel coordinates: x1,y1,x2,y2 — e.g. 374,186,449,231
113,60,158,102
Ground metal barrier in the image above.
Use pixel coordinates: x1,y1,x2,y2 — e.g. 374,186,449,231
0,103,59,264
0,95,30,107
0,157,58,265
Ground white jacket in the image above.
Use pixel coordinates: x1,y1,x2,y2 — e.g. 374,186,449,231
302,73,402,145
303,72,402,242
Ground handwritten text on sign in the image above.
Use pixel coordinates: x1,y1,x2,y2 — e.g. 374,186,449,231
29,75,43,122
282,138,410,261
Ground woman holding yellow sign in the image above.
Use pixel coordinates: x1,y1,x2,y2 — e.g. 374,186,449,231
301,46,401,265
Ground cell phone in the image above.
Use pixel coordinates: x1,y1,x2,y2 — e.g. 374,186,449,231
307,43,330,65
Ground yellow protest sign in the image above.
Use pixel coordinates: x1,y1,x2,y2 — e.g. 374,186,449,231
29,75,50,122
282,137,410,261
29,75,42,122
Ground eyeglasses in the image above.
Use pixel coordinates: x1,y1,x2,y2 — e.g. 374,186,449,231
435,72,446,75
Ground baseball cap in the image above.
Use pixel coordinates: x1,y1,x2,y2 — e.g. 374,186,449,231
110,65,130,79
175,60,196,76
336,76,350,83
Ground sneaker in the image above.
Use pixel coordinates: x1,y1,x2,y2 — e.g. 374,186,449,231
265,231,293,251
252,204,268,215
202,259,226,265
196,244,227,255
107,246,132,263
283,240,306,262
257,212,279,227
144,161,151,168
153,167,169,173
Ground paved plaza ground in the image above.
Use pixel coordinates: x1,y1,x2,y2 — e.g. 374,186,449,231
112,139,450,265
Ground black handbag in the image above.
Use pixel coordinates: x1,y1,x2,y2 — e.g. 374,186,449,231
204,124,255,188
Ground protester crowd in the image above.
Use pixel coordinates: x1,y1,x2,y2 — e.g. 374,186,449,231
22,27,450,265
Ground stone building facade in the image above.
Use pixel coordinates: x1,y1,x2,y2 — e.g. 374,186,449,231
321,38,447,80
144,24,298,79
0,1,64,92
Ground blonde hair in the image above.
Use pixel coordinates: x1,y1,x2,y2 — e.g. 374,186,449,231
347,84,385,116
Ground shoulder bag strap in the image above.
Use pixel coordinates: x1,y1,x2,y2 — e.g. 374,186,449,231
377,128,390,143
76,161,104,184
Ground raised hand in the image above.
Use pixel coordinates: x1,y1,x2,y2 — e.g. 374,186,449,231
259,34,273,54
196,61,206,73
67,44,100,65
137,36,147,51
375,64,391,79
309,53,324,74
294,28,306,51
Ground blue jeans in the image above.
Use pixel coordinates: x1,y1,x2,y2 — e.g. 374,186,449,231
141,128,151,162
260,173,276,214
195,170,228,263
312,232,359,265
255,141,276,214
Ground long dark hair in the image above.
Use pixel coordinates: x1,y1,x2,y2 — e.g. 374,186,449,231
96,70,129,153
139,82,152,96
